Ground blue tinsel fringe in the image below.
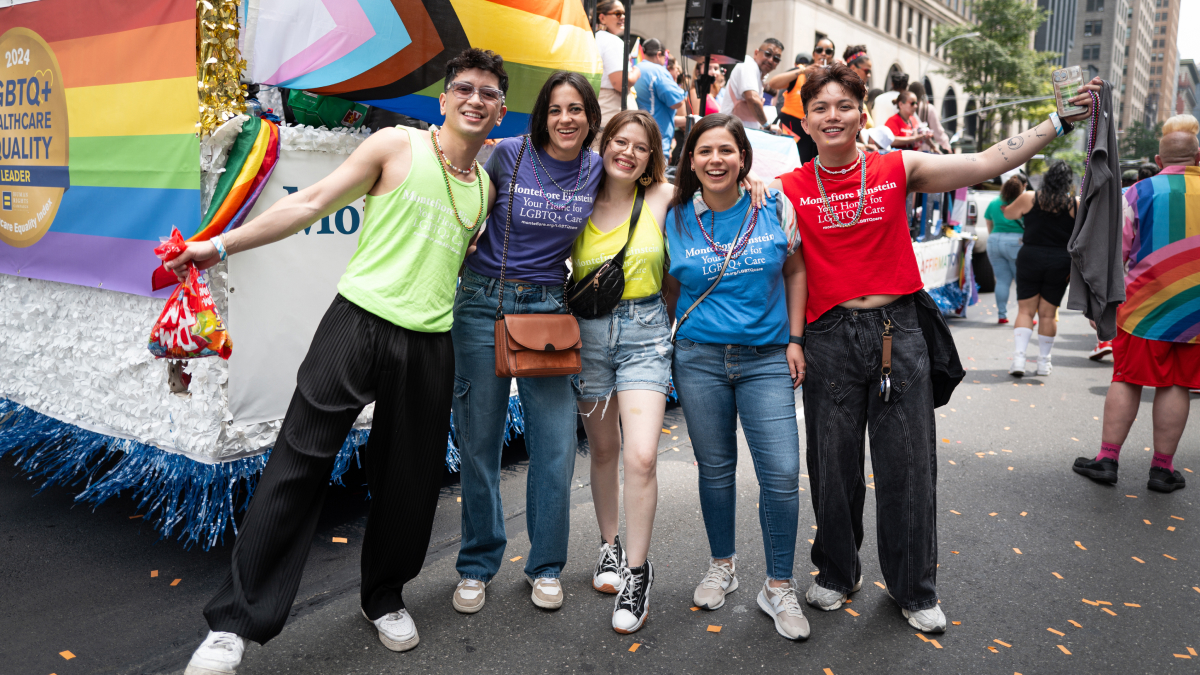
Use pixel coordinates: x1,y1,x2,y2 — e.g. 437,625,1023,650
0,395,526,549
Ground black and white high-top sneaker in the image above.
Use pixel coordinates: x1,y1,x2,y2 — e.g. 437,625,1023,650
592,535,626,594
612,560,653,634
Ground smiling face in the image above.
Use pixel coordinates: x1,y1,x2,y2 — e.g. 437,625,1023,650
755,43,783,75
801,82,865,153
691,127,743,195
603,121,652,183
439,68,506,139
598,1,625,33
545,83,589,158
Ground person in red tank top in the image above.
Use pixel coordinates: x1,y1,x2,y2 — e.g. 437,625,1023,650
771,64,1101,635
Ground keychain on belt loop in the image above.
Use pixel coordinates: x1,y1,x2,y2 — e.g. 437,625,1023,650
879,319,893,402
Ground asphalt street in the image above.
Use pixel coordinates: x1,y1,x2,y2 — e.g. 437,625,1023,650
2,294,1198,675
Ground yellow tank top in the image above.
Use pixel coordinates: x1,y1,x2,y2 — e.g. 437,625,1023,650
571,197,664,300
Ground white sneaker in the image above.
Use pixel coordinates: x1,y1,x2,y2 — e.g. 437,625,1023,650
805,575,863,611
184,631,245,675
693,556,738,610
362,608,419,652
1009,355,1025,377
902,603,947,633
592,536,626,594
1037,356,1052,376
527,576,564,609
451,578,487,613
757,580,810,640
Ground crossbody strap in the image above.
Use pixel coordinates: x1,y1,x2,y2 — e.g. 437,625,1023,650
497,137,529,320
611,185,645,266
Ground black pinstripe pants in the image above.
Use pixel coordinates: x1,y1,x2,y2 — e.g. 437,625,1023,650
203,295,454,644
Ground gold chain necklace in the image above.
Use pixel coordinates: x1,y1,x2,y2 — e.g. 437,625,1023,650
430,128,484,231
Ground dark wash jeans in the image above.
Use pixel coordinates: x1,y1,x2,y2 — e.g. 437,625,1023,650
802,294,939,611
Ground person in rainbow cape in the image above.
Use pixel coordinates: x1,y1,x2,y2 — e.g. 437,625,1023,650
166,49,507,674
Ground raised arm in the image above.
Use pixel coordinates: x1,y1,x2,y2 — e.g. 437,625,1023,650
1001,190,1035,220
765,68,801,92
166,127,403,274
906,78,1102,195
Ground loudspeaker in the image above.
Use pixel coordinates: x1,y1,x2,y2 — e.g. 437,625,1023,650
680,0,753,64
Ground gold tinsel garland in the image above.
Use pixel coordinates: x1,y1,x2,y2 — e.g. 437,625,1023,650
197,0,247,137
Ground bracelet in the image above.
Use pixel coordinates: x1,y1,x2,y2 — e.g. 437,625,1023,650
789,335,806,347
1049,112,1064,137
1061,118,1075,135
212,234,228,261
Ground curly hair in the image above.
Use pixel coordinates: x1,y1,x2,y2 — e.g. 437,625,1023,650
999,175,1025,204
1036,160,1075,215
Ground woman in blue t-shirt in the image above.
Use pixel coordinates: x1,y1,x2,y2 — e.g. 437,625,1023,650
663,114,811,641
451,72,603,614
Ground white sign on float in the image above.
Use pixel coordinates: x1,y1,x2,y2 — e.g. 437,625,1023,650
912,237,961,291
226,149,364,426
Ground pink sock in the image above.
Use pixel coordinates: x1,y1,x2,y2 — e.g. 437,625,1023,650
1151,452,1174,472
1096,442,1121,462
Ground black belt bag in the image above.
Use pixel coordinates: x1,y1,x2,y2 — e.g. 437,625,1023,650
565,185,645,319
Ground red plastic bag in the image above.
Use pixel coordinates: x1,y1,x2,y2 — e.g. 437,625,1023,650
148,228,233,360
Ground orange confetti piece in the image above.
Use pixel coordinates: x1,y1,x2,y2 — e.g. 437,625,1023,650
875,581,887,590
1013,548,1022,554
1052,572,1063,579
952,621,961,625
1186,468,1194,473
950,510,961,515
1175,654,1192,659
1075,541,1087,550
989,512,998,516
1068,620,1081,628
845,608,859,616
1058,645,1072,655
1194,587,1200,594
1164,554,1178,561
994,639,1011,648
1132,557,1145,563
670,425,678,429
1082,599,1099,606
171,579,181,586
988,646,999,653
824,670,835,675
1071,437,1079,441
952,551,960,555
1102,608,1117,616
1189,648,1198,656
949,460,957,465
942,438,950,443
1125,495,1137,498
509,556,523,562
690,606,700,611
1123,603,1140,607
1047,628,1065,636
150,570,158,578
1002,449,1012,452
1169,526,1176,532
810,570,820,575
332,537,348,543
60,651,75,660
629,643,640,652
707,625,722,633
915,633,931,642
661,429,669,433
457,497,461,502
1144,520,1152,525
931,640,943,649
1171,516,1184,521
1096,601,1112,606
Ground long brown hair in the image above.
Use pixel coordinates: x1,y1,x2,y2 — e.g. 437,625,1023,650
597,110,667,191
671,114,753,233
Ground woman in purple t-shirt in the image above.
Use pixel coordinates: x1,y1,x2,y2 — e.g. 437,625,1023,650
450,72,604,614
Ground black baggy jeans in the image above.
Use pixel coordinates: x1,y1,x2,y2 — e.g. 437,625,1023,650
801,294,939,611
204,295,455,643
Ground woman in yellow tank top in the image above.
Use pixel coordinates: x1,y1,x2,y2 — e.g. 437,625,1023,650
570,110,675,635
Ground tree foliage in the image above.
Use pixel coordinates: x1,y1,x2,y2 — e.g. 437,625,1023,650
933,0,1061,152
1119,121,1163,160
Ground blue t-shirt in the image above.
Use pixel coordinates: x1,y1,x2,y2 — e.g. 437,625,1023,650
469,137,603,285
666,189,800,346
633,61,686,154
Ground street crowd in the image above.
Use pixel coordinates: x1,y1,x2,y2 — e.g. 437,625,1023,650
169,39,1196,675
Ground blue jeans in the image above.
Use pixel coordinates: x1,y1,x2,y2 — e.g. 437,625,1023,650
987,232,1022,318
672,340,801,580
452,269,578,581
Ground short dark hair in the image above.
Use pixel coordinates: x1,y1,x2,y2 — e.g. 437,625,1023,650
1137,162,1160,181
444,48,509,95
800,62,866,111
672,114,753,230
895,89,916,105
795,54,812,66
814,36,835,52
644,38,664,56
762,38,784,52
527,71,603,150
890,70,909,91
843,45,869,65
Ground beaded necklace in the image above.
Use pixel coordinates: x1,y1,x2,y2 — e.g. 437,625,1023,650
434,128,473,175
1078,90,1100,197
528,143,594,211
818,152,862,175
430,128,485,231
694,194,759,258
813,150,868,228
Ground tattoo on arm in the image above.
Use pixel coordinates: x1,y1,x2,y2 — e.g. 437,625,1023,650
1034,126,1047,138
1007,136,1025,150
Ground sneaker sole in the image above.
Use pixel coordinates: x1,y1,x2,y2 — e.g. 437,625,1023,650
1089,351,1111,361
451,596,485,614
184,665,236,675
901,608,946,633
695,575,738,610
593,579,622,594
527,578,564,610
613,606,649,634
757,590,810,641
1147,479,1185,493
1073,465,1118,485
361,610,419,652
1009,369,1024,378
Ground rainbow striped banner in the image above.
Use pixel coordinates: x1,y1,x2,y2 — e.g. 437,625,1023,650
0,0,199,296
241,0,601,138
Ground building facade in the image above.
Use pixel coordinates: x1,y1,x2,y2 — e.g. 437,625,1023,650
1034,0,1077,68
1146,0,1178,124
628,0,975,136
1067,0,1132,128
1177,58,1198,118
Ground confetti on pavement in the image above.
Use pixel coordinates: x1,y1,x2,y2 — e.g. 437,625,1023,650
629,643,640,652
845,608,859,616
1075,541,1087,550
1068,620,1082,628
1102,608,1118,616
952,621,961,625
60,651,75,660
1171,516,1184,521
1058,645,1072,655
509,556,522,562
875,581,887,589
994,639,1012,648
1048,628,1065,636
915,633,931,642
1175,654,1193,659
707,625,722,633
332,537,348,543
1164,554,1178,561
1124,603,1140,608
1013,548,1022,554
1052,573,1063,579
931,640,943,649
950,510,961,515
171,579,181,586
824,669,835,675
150,570,158,578
1144,520,1152,525
1132,557,1145,563
690,606,700,611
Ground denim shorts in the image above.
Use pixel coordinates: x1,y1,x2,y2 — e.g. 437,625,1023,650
577,295,673,399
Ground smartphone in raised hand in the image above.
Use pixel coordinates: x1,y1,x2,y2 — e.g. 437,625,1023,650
1052,66,1087,118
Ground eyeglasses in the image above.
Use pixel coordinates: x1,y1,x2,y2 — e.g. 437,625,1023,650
814,47,835,55
609,137,650,156
446,81,505,106
604,9,625,16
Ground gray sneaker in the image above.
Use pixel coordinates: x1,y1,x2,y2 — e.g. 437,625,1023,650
805,575,863,611
757,580,810,640
452,578,487,614
527,576,564,610
903,603,947,633
693,556,738,610
184,631,245,675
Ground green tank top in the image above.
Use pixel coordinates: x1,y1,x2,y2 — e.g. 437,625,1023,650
985,197,1023,234
571,196,664,299
337,126,489,332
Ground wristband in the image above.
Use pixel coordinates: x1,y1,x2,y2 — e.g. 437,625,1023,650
789,335,806,347
1061,118,1075,135
212,234,228,261
1049,112,1064,137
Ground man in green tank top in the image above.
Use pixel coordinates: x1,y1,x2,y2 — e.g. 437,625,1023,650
170,49,508,674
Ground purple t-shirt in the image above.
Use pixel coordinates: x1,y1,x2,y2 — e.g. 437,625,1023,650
468,136,602,285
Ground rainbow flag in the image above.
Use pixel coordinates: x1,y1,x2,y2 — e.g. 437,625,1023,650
0,0,199,296
241,0,601,138
1117,166,1200,343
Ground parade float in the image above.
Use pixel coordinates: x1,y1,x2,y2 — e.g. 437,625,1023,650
0,0,972,549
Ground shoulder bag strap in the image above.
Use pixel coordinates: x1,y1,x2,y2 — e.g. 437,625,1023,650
497,137,529,320
611,184,645,266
